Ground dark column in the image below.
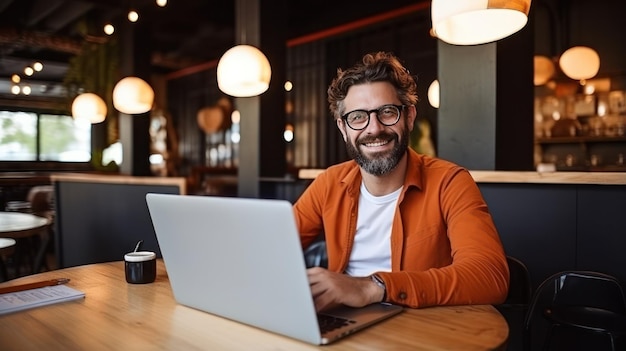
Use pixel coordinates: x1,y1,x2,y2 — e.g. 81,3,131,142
235,0,261,197
259,0,287,179
236,0,287,198
118,19,152,176
438,42,498,169
437,20,534,171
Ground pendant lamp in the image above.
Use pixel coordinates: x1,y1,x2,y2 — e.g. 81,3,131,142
216,44,271,97
431,0,532,45
534,55,555,86
427,80,440,108
72,93,107,124
112,77,155,114
559,46,600,81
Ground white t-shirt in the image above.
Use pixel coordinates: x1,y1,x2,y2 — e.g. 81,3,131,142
344,182,401,277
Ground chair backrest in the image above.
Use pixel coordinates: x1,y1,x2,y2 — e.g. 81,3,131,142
27,185,55,215
523,270,626,349
504,255,533,306
303,240,328,268
552,271,626,314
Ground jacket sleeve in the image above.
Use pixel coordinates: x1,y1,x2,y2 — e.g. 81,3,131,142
378,169,509,308
293,173,327,249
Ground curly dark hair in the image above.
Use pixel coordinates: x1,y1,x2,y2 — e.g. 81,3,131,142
327,51,418,120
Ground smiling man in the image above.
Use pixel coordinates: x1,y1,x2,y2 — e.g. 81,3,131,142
293,51,509,312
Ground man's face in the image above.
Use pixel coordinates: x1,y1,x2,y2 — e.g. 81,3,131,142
337,82,416,176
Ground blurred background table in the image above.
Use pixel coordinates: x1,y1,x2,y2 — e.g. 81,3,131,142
0,212,51,279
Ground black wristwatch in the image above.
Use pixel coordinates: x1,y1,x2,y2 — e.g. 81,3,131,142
371,274,387,302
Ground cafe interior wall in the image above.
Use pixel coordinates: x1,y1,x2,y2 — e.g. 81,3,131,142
533,0,626,171
166,4,438,186
169,0,626,184
6,1,621,178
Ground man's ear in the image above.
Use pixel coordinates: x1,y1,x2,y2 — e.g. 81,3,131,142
406,105,417,132
336,118,348,142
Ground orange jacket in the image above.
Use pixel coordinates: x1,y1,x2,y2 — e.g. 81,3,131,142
293,149,509,308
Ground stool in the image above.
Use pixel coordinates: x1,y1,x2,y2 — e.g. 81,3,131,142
0,238,17,282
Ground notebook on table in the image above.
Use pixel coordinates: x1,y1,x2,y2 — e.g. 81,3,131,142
145,193,403,345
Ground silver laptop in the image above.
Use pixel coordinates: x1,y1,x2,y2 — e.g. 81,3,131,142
146,193,403,345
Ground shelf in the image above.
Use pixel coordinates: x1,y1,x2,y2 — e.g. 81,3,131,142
556,165,626,172
536,136,626,144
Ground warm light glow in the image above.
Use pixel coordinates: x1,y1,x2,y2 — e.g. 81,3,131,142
428,80,440,108
11,85,20,95
197,106,227,134
284,81,293,91
22,85,31,95
534,55,555,86
102,141,123,166
149,154,164,164
11,74,20,83
112,77,155,114
104,24,115,35
156,0,167,7
231,132,240,143
217,45,272,97
128,10,139,22
431,0,531,45
584,84,595,95
231,110,241,124
72,93,107,124
284,124,294,142
33,62,43,71
24,67,34,76
285,100,294,114
559,46,600,81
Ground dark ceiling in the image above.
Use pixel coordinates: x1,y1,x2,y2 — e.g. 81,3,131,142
0,0,235,90
0,0,423,97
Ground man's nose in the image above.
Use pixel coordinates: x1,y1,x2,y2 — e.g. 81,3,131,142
364,111,385,133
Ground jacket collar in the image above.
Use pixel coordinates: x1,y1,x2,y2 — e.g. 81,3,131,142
339,148,425,197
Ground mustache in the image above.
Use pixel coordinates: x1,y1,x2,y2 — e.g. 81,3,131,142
357,132,397,145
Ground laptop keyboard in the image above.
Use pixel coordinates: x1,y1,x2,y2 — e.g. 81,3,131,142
317,314,356,333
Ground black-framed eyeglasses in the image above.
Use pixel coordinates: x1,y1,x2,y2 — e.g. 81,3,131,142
341,104,405,131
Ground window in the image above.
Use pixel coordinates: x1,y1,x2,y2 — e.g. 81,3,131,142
0,110,91,162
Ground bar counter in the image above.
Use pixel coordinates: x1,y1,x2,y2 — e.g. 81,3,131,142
468,171,626,185
468,171,626,289
50,173,188,194
299,168,626,185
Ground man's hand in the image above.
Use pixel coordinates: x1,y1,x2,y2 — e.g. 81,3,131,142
307,267,384,312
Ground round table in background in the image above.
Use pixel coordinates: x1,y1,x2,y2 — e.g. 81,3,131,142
0,237,17,281
0,212,50,278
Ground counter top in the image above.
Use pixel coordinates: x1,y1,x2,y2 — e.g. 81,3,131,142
298,169,626,185
469,171,626,185
50,173,188,194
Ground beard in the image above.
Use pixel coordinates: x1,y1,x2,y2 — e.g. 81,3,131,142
345,125,409,176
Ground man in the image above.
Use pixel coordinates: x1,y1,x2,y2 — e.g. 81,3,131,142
293,51,509,312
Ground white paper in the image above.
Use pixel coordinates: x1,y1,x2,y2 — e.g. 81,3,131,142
0,285,85,315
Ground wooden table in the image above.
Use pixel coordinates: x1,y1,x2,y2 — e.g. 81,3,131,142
0,260,509,350
0,212,50,278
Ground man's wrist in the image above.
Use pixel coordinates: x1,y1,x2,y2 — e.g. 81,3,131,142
370,274,387,302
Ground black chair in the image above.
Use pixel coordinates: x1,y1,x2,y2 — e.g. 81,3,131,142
303,239,328,268
502,256,533,307
495,256,533,351
523,271,626,351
